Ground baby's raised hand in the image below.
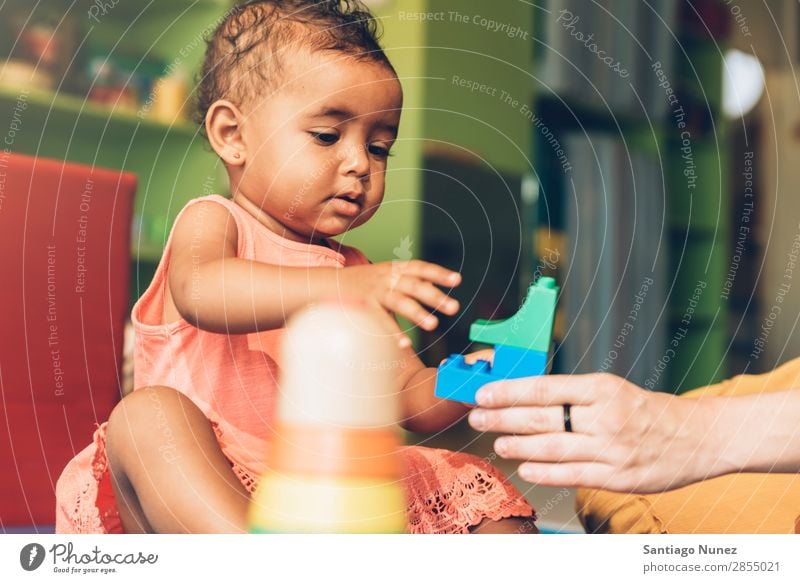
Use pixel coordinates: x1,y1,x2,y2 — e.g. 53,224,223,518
341,260,461,346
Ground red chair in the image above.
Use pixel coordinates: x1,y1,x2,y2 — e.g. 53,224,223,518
0,153,136,529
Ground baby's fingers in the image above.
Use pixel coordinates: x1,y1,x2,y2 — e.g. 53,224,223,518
394,277,459,316
398,260,461,288
385,291,439,332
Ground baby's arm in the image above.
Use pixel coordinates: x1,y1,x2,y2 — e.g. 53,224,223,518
168,201,461,337
395,349,495,433
168,201,343,333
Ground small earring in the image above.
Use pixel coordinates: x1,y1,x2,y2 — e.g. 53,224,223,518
233,152,241,159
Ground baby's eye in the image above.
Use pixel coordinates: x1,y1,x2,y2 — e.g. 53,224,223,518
310,131,338,145
368,144,393,158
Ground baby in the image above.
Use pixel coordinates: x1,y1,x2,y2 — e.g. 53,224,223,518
55,0,536,534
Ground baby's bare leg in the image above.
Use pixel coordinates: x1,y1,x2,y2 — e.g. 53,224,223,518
105,386,250,533
470,516,540,534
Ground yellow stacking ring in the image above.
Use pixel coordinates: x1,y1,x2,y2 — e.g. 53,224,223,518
249,474,406,533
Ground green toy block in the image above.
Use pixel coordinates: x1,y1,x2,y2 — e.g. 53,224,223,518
469,276,559,353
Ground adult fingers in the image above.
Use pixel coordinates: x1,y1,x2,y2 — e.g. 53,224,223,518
468,405,565,434
493,433,605,464
515,461,616,490
475,374,600,408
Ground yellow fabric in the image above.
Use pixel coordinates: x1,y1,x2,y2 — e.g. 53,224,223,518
576,357,800,534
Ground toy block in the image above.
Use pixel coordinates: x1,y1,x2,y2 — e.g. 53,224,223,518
469,276,559,353
434,346,549,405
435,276,559,405
492,344,548,377
434,356,493,405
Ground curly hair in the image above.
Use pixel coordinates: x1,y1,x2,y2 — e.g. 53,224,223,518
194,0,395,133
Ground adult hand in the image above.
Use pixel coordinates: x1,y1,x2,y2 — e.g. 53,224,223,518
468,373,721,493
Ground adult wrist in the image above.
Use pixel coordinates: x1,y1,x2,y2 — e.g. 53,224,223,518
693,396,741,480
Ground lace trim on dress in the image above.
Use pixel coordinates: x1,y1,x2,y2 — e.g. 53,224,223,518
228,445,535,534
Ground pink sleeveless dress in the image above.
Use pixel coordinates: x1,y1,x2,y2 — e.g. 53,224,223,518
55,195,534,533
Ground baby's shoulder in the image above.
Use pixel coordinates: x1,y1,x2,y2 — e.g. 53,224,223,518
174,195,241,228
171,195,241,253
178,194,237,219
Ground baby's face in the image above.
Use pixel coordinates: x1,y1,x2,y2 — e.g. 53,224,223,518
236,48,402,242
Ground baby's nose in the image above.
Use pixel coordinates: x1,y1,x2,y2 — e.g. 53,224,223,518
341,144,370,177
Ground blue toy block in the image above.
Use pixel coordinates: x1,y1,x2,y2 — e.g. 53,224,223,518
434,356,493,405
435,275,560,405
434,346,549,405
492,344,547,377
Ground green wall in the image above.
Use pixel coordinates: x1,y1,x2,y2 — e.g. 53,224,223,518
338,0,427,262
344,0,535,260
423,0,534,176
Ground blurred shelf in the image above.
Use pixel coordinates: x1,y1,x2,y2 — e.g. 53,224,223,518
0,84,198,138
533,93,655,133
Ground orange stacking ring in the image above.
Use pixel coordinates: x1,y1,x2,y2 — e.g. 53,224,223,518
267,423,404,480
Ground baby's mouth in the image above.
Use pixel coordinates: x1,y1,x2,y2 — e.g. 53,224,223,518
330,192,364,204
328,193,364,217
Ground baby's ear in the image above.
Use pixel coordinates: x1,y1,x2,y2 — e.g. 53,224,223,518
205,100,246,167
